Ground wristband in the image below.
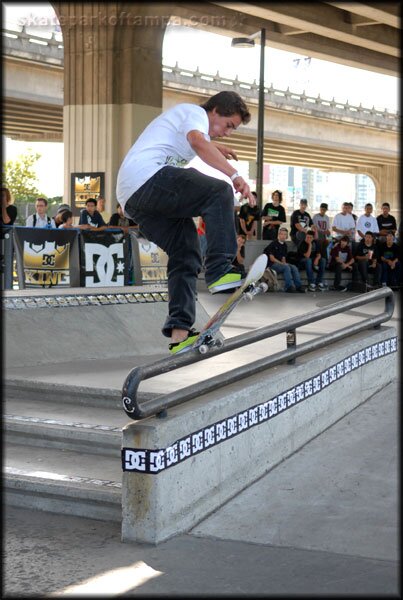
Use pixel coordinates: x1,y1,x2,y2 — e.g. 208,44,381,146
230,172,240,182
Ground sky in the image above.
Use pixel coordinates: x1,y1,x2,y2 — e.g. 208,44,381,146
3,3,399,197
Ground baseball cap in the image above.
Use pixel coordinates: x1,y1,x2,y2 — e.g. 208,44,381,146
56,203,71,214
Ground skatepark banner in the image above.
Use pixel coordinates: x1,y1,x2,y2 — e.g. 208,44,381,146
129,233,168,284
13,227,80,289
79,229,131,287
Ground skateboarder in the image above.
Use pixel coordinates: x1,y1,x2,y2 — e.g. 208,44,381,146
116,91,255,354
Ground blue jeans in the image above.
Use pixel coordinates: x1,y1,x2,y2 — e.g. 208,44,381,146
125,166,237,337
270,262,302,290
299,257,326,285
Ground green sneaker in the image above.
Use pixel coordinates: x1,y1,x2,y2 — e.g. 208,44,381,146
169,329,200,355
208,268,243,294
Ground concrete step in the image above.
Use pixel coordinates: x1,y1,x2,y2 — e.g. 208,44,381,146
4,443,122,521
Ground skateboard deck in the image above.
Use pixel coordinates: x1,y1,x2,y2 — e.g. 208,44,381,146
187,254,268,355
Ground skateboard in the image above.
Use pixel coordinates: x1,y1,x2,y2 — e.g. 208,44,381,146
185,254,268,355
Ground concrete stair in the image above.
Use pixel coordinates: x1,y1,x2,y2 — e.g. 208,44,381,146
3,380,139,522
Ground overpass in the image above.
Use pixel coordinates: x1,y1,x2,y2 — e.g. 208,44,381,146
3,27,398,175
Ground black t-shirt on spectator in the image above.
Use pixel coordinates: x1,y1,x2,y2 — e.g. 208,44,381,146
377,214,397,233
297,239,321,260
1,205,17,225
290,210,313,237
239,204,261,232
264,240,287,265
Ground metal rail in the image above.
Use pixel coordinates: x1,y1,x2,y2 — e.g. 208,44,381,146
122,287,395,420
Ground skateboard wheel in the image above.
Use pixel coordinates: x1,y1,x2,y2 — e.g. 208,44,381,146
215,338,224,348
245,292,254,301
259,283,269,293
199,344,209,354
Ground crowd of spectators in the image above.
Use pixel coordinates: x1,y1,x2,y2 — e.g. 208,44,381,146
1,185,401,292
234,193,401,293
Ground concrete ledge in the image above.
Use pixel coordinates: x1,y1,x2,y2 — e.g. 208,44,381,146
5,475,121,521
121,326,397,544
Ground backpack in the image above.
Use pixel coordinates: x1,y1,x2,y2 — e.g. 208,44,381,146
262,267,280,292
33,214,51,227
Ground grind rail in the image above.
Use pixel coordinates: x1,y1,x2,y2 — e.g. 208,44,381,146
122,287,394,420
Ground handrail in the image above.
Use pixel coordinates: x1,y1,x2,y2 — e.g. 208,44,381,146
122,287,395,420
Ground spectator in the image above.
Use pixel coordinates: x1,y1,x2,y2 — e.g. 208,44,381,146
332,202,356,243
196,216,207,265
297,229,327,292
346,202,358,222
58,210,74,229
78,198,107,230
97,196,111,224
377,203,397,241
1,187,17,225
261,189,286,241
238,192,260,239
232,233,246,276
356,203,379,241
264,227,305,293
26,198,56,228
108,203,138,234
290,199,313,247
379,231,401,288
328,235,354,292
352,231,382,289
312,202,331,259
54,204,72,228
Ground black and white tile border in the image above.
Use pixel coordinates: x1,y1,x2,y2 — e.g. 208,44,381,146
122,336,398,474
3,291,168,310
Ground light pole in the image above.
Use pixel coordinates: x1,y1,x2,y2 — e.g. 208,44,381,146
232,28,266,238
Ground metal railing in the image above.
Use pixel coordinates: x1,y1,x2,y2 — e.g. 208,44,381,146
122,287,395,420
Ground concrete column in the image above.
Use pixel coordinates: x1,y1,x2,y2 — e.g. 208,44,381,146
53,2,170,213
365,165,400,222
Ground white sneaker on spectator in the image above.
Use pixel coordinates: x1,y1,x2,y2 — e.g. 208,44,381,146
308,283,316,291
317,282,326,290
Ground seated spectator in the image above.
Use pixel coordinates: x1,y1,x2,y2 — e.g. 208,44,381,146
328,235,354,292
58,210,74,229
297,229,327,292
78,198,107,230
54,204,72,228
377,203,397,242
26,198,56,228
261,189,286,241
197,216,207,265
97,196,111,224
379,231,401,288
1,187,17,225
108,203,138,234
232,233,246,276
264,227,305,293
332,202,356,244
352,231,382,289
312,202,331,259
238,192,260,240
290,199,313,246
356,203,379,242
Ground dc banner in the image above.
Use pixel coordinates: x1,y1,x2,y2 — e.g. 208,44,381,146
13,227,80,289
79,229,131,287
129,233,168,285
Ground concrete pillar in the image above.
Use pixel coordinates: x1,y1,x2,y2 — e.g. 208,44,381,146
365,165,400,222
53,2,170,214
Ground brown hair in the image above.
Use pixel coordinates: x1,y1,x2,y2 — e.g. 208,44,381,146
1,187,12,204
201,91,251,124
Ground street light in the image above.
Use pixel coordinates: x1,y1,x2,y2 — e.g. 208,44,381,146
232,28,266,238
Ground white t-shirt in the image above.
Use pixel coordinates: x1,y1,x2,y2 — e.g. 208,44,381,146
116,104,210,211
332,213,356,239
26,213,56,228
356,214,379,240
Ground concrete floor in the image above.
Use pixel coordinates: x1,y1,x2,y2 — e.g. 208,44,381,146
4,286,400,596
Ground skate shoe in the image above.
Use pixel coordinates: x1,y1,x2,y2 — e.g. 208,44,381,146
208,267,243,294
169,329,200,355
